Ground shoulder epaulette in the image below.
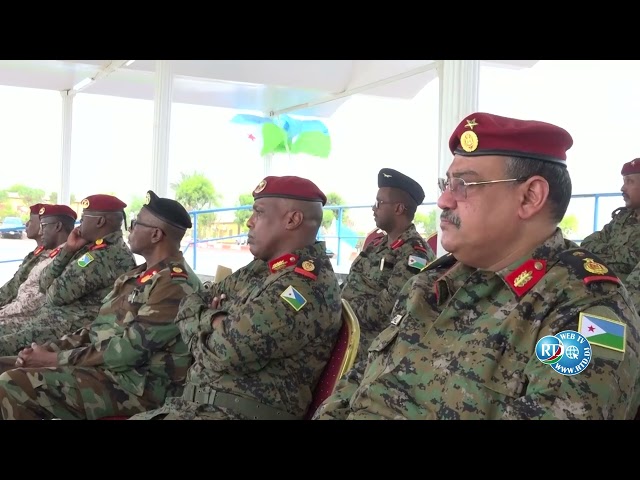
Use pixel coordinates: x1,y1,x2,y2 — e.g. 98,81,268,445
411,239,429,255
557,248,621,286
169,264,189,280
33,245,45,256
294,256,320,280
424,253,457,271
89,238,109,251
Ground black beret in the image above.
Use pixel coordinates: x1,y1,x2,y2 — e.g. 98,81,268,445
377,168,425,205
142,190,192,230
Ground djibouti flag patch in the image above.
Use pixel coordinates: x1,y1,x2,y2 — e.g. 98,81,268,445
280,285,307,311
408,255,427,270
578,312,626,353
77,253,95,268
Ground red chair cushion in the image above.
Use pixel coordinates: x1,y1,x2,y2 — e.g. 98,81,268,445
426,233,437,254
304,321,349,419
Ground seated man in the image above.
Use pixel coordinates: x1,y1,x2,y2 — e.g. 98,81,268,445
314,112,640,420
0,194,137,356
580,158,640,282
130,175,342,420
0,203,51,307
341,168,435,365
0,191,200,420
0,205,77,320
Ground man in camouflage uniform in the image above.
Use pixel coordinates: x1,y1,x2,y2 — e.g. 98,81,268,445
0,191,200,420
341,168,435,365
131,175,342,420
0,194,137,356
314,112,640,420
0,205,77,319
580,158,640,282
0,203,51,307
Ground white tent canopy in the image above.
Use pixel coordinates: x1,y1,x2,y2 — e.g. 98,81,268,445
0,60,538,254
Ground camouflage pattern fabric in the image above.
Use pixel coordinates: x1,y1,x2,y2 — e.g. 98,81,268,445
341,224,434,365
314,229,640,420
131,241,342,420
580,207,640,281
0,254,200,420
0,230,137,356
0,246,50,307
0,252,56,319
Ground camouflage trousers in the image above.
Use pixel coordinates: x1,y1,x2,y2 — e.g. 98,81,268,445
0,359,158,420
0,305,97,356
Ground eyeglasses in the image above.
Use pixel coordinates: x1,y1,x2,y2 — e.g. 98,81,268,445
129,219,165,235
79,214,103,223
438,176,525,200
372,199,402,209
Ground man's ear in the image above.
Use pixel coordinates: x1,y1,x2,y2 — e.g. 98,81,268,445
96,216,107,228
286,210,304,230
518,175,549,220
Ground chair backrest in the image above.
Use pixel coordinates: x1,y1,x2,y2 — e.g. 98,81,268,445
304,298,360,419
425,232,438,254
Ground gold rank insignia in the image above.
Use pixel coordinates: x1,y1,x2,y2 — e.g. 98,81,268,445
80,198,90,208
302,260,315,271
460,118,479,152
95,239,103,246
583,258,608,275
254,179,267,194
172,267,183,273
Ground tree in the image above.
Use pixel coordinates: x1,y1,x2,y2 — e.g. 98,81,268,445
0,190,13,219
7,184,45,206
171,172,222,239
49,192,58,204
126,196,146,221
414,210,437,235
234,193,253,233
324,192,351,229
559,214,579,238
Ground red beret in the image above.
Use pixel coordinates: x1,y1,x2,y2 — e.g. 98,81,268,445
621,158,640,176
80,194,127,212
252,176,327,206
449,112,573,166
29,203,46,215
39,204,78,220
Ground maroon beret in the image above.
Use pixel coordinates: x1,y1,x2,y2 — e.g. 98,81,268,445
30,203,46,215
449,112,573,166
39,204,77,220
80,194,127,212
621,158,640,176
252,176,327,206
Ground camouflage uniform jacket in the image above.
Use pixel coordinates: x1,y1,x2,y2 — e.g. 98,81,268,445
580,207,640,281
0,245,50,307
38,230,137,322
341,223,435,363
315,229,640,420
48,254,201,403
173,241,342,419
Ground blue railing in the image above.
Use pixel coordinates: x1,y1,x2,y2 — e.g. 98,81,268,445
0,192,624,269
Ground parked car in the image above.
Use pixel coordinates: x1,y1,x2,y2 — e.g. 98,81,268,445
0,216,25,239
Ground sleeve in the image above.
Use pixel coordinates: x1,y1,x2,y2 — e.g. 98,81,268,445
507,300,640,420
580,219,613,250
47,327,92,352
0,255,33,307
57,273,196,369
178,272,323,375
39,247,116,307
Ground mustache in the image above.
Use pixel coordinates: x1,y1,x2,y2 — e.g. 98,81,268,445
440,210,461,228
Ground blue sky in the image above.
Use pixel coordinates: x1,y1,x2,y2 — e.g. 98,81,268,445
0,60,636,238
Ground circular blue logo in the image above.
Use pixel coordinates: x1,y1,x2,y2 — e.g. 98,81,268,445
535,335,564,364
535,330,592,376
